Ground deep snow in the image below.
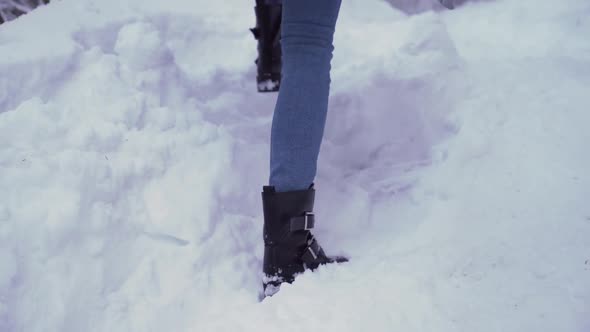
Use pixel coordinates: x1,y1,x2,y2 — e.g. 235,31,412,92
0,0,589,331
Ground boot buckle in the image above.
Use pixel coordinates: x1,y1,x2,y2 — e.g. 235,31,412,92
306,246,318,260
302,236,321,264
290,212,315,232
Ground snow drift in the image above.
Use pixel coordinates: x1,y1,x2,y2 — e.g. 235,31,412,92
0,0,589,331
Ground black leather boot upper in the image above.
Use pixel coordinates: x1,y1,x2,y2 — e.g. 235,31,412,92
251,3,282,92
261,185,347,296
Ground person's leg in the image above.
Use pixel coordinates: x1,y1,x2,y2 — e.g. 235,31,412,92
261,0,344,298
269,0,341,192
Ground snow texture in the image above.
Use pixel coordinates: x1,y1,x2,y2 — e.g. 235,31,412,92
0,0,589,331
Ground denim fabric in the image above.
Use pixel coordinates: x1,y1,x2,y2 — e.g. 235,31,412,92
269,0,342,192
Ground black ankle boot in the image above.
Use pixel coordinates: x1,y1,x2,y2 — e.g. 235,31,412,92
261,185,347,297
250,2,282,92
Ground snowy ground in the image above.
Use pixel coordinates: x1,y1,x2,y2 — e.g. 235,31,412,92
1,0,589,331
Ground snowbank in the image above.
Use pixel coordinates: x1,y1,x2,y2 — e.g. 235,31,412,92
0,0,589,331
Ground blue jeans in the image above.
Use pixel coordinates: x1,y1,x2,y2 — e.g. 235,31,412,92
269,0,342,192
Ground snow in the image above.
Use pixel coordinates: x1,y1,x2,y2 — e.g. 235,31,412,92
1,0,589,331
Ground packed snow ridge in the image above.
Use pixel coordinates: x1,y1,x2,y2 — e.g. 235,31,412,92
0,0,589,331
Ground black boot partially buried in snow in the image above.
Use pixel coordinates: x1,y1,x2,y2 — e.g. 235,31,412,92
261,185,348,297
250,1,282,92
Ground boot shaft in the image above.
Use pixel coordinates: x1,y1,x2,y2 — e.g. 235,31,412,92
261,185,314,245
251,3,282,91
252,4,283,73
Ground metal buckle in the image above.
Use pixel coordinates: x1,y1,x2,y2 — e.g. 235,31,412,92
289,212,315,233
306,246,318,260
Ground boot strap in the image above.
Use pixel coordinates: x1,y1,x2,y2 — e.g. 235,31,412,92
290,212,315,232
250,27,260,39
301,236,322,264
